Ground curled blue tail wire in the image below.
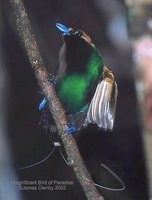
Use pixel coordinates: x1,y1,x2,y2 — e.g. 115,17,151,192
94,163,125,191
17,147,55,170
17,146,125,191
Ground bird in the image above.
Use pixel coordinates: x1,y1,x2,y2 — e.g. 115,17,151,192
39,23,118,134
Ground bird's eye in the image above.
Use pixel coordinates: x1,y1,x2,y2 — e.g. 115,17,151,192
75,30,83,37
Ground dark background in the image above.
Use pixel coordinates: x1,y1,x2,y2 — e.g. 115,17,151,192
1,0,148,199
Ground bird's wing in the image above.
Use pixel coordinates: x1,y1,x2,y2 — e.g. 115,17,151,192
83,67,118,130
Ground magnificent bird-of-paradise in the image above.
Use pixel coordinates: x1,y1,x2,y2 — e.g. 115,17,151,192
39,23,118,133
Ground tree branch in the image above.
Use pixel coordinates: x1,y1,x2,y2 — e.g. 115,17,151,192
9,0,104,199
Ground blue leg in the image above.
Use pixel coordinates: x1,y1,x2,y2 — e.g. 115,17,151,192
64,124,77,135
39,98,47,110
38,74,56,110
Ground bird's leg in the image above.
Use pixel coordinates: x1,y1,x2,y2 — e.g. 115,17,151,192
39,74,56,110
64,123,77,134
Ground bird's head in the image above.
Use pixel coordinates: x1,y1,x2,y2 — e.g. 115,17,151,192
55,23,100,76
56,23,94,47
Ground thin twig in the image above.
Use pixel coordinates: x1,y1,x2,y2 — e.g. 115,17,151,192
9,0,104,199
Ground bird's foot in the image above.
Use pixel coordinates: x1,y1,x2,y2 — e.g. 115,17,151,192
64,124,77,135
38,74,56,110
39,98,47,110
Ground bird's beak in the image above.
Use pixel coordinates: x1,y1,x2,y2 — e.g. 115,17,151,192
56,23,71,35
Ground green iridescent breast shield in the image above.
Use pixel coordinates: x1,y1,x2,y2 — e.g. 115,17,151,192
57,50,103,114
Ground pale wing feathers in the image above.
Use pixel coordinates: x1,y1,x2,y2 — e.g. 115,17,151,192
83,77,118,130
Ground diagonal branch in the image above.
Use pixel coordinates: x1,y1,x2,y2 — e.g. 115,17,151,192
9,0,104,199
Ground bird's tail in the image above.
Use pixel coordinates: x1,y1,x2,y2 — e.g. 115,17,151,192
83,66,118,130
